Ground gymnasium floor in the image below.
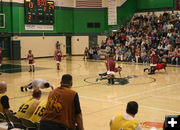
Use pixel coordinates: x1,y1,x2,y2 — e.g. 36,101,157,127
1,56,180,130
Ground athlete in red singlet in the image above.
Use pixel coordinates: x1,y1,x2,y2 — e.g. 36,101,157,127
27,50,35,72
54,47,62,70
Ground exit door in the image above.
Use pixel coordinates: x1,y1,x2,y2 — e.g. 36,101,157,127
0,37,10,59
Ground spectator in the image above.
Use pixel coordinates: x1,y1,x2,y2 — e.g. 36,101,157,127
16,89,42,119
125,48,132,62
88,47,94,59
40,74,84,130
110,101,142,130
100,40,106,49
0,81,10,114
171,49,180,65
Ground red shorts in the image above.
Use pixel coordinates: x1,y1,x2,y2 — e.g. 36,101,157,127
29,60,34,65
56,56,61,62
155,63,165,70
114,67,119,72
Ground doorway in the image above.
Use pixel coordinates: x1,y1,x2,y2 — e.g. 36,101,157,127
0,37,10,59
66,35,72,55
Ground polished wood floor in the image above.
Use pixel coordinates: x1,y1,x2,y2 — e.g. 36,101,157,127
1,56,180,130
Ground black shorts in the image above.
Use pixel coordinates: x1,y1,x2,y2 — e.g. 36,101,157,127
28,83,33,89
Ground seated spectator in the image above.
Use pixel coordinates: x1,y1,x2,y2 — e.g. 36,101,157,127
16,89,42,119
110,101,142,130
101,40,106,49
175,35,180,47
135,48,141,63
171,49,180,65
40,74,84,130
115,46,121,61
88,47,94,59
0,81,10,114
124,49,132,62
106,45,111,55
167,48,174,63
141,49,148,63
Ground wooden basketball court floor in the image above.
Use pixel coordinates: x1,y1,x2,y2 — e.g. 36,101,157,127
1,56,180,130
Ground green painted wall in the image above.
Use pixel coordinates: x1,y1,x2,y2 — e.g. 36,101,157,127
137,0,174,10
73,8,107,33
0,0,137,35
0,4,12,33
117,0,137,25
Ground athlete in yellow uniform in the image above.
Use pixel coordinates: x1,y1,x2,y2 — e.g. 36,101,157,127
110,101,142,130
16,89,42,119
29,100,47,122
0,81,10,114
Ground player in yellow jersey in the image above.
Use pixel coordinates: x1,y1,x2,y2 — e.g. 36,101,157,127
0,81,10,114
29,100,47,122
16,89,42,119
110,101,142,130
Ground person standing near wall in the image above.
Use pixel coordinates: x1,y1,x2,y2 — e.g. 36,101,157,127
54,47,62,70
27,50,35,72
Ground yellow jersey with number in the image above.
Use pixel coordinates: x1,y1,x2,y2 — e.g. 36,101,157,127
0,94,6,113
110,113,139,130
29,100,47,122
16,98,37,119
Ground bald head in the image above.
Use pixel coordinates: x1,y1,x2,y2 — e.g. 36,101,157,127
0,81,7,93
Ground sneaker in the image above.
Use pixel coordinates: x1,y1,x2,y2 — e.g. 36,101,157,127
144,68,148,72
29,70,32,72
20,87,24,92
25,88,28,91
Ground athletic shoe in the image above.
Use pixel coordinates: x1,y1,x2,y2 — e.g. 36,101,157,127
144,68,148,72
20,87,24,92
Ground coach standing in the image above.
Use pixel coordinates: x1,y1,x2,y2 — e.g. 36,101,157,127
40,74,84,130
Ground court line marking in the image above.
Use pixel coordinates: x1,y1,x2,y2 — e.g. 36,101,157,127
153,95,180,101
80,95,180,115
113,82,180,101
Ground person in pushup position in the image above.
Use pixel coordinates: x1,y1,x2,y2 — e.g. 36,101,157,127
20,78,53,92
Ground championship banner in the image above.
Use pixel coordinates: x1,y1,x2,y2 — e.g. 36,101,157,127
108,0,117,25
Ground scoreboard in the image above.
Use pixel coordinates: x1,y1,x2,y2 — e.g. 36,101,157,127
24,0,54,25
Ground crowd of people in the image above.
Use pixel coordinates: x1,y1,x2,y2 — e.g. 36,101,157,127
84,11,180,65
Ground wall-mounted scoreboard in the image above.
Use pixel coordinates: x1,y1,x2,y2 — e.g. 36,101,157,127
24,0,54,25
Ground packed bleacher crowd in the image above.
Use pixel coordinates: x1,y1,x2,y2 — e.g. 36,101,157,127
84,11,180,65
